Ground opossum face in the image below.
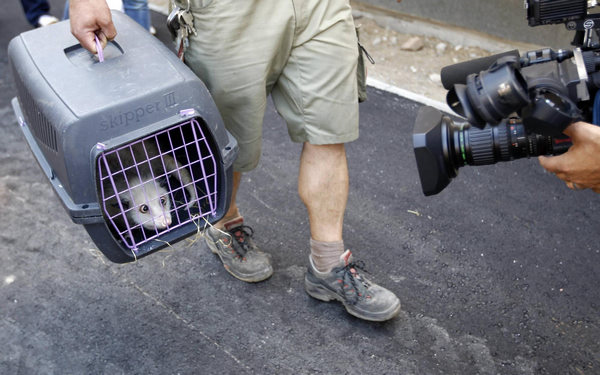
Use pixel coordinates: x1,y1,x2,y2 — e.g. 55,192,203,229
120,180,172,231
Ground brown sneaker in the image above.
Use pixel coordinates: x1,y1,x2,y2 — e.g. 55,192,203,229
204,218,273,282
305,250,401,322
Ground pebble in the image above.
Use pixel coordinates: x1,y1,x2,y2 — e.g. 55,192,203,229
435,42,447,55
400,36,424,51
429,73,442,84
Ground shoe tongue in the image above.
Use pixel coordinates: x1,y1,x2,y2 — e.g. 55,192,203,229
224,217,244,231
339,250,353,266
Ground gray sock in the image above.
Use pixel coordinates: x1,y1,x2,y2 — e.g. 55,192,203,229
310,239,345,273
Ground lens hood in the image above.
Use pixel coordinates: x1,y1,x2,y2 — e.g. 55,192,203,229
412,106,458,196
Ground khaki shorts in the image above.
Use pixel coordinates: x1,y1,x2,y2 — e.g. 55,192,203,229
182,0,359,171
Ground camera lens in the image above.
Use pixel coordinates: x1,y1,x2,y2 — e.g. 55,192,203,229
413,106,569,196
455,118,556,165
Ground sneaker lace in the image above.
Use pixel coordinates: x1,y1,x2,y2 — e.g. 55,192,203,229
339,260,371,305
229,225,255,256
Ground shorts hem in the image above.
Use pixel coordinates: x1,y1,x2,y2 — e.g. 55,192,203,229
290,131,359,145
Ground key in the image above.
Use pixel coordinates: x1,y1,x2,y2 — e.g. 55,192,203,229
179,10,197,36
176,24,189,60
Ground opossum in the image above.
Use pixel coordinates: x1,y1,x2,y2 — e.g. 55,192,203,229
102,139,198,232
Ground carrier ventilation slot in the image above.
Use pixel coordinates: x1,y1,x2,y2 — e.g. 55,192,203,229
97,118,218,253
12,65,59,152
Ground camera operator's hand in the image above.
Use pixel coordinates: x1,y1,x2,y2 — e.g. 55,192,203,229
70,0,117,54
539,121,600,193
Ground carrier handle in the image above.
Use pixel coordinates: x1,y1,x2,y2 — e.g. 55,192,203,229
94,34,104,62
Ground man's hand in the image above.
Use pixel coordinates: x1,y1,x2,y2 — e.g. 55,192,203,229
539,121,600,193
70,0,117,53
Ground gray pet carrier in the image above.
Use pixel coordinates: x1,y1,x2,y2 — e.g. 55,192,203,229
8,12,238,263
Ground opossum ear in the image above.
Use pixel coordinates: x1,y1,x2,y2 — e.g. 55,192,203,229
113,200,130,209
117,194,130,209
109,195,128,209
157,176,168,189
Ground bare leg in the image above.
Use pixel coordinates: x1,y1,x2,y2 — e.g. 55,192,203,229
298,143,348,242
214,171,242,229
299,143,401,321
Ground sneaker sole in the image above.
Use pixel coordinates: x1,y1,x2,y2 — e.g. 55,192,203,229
305,277,401,322
205,237,273,283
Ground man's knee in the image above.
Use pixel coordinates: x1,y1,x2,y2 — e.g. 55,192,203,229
303,142,346,160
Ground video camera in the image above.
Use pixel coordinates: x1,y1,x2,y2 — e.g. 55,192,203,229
413,0,600,196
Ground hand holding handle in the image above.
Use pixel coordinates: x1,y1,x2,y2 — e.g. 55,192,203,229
69,0,117,54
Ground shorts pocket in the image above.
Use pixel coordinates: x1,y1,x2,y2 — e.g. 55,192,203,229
356,27,374,103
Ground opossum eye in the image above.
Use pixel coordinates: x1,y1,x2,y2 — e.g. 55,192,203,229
139,204,149,213
160,197,167,206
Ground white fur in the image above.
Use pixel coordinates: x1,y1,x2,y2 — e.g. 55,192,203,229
119,174,172,230
103,139,198,231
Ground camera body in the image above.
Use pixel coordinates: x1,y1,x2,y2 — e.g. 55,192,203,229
413,0,600,196
447,48,590,137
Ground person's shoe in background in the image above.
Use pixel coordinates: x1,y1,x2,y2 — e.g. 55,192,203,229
36,14,59,27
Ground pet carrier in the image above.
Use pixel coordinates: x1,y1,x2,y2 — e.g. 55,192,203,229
8,12,238,263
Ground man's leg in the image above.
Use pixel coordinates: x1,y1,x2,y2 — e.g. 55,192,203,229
298,143,348,243
299,142,401,322
215,171,242,229
299,143,348,272
182,0,294,283
122,0,151,31
203,170,273,282
20,0,55,27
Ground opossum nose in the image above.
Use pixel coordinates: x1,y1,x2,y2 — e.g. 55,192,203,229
148,213,171,230
157,215,171,228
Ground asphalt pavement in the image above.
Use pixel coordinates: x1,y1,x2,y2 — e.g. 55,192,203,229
1,2,599,374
